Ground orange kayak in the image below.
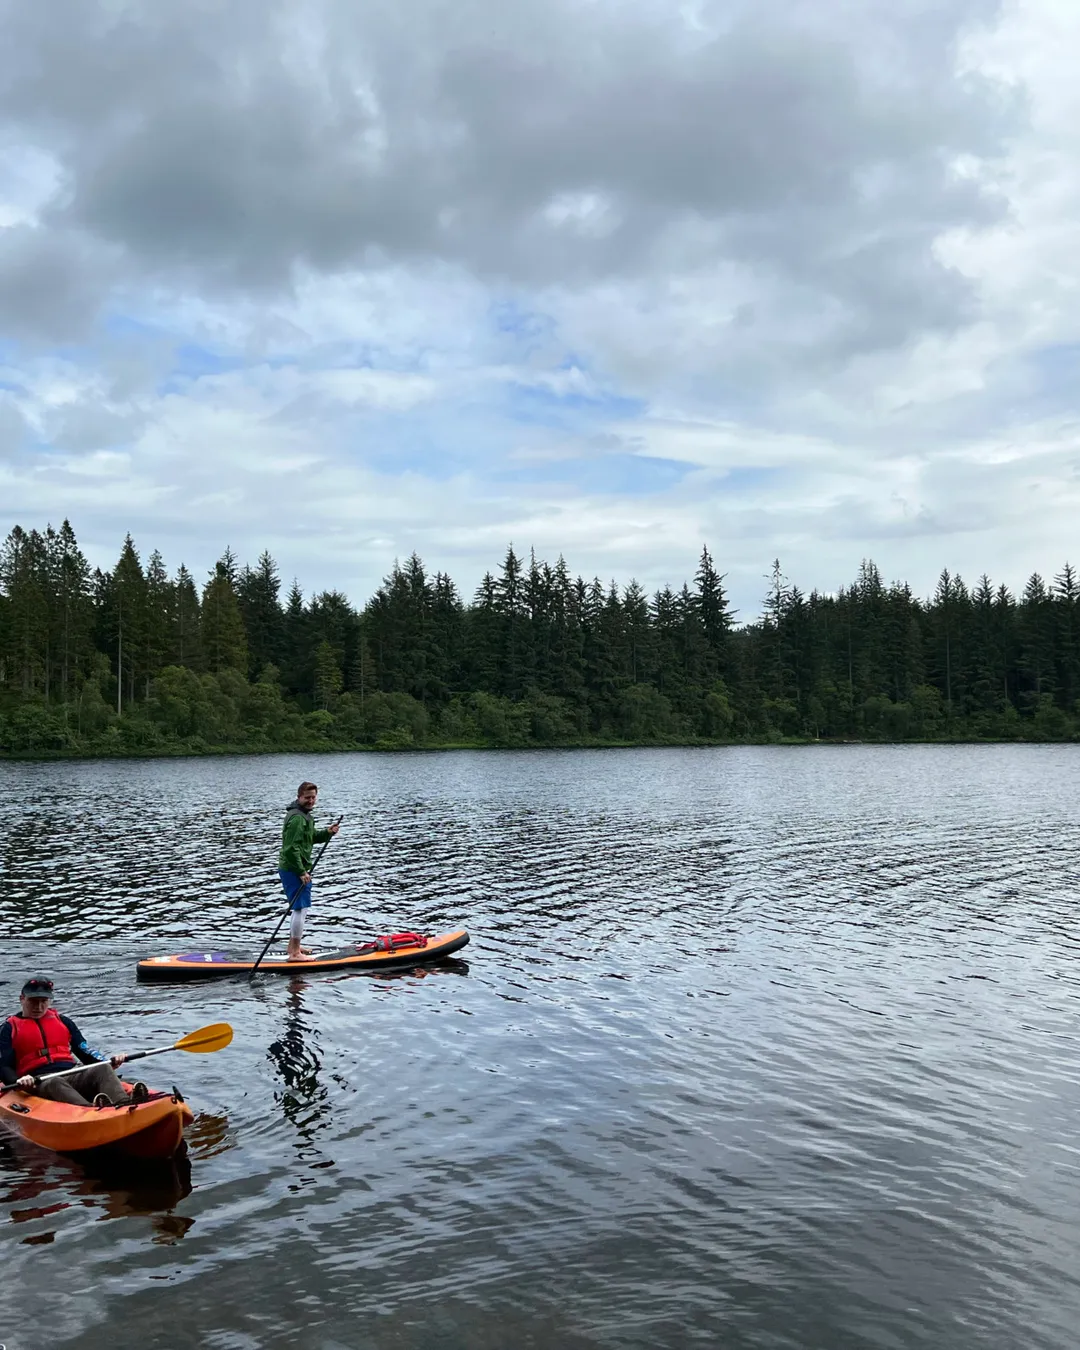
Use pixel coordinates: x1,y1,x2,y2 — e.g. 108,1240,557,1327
0,1083,193,1160
137,927,470,981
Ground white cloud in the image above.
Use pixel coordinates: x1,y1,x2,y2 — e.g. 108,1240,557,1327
0,0,1079,620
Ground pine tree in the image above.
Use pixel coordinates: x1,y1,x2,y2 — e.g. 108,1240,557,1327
280,581,309,694
1018,573,1055,706
931,569,960,720
143,549,171,697
313,639,344,710
172,565,202,669
54,520,93,704
695,546,733,680
109,535,147,712
467,571,500,694
494,545,529,696
994,584,1015,707
0,526,47,696
969,575,1000,714
622,580,651,685
201,562,248,673
1052,562,1080,709
762,559,791,699
237,550,284,678
649,586,681,697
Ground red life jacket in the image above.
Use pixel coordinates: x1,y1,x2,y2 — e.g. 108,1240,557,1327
7,1009,76,1077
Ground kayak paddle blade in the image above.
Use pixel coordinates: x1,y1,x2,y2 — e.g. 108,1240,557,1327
175,1022,234,1054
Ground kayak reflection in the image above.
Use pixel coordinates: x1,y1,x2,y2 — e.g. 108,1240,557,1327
0,1133,195,1244
183,1108,234,1161
83,1153,194,1238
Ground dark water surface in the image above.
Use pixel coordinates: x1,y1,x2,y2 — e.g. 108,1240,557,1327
2,746,1080,1349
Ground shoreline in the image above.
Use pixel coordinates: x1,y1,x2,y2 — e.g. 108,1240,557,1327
2,733,1077,763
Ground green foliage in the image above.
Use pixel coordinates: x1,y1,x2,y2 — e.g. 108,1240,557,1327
148,665,207,738
616,684,679,741
522,691,578,743
910,684,945,737
201,562,249,674
466,691,530,747
242,671,288,733
699,680,735,739
4,520,1080,756
304,709,336,741
364,692,431,747
313,640,344,710
0,701,73,753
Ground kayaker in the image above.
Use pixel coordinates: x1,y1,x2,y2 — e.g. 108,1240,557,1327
278,781,340,962
0,976,148,1108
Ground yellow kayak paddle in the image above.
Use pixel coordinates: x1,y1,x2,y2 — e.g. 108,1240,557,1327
2,1022,234,1090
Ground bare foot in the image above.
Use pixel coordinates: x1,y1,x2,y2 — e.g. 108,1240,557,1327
286,950,317,962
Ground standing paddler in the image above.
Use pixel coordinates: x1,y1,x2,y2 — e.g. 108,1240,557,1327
278,781,341,962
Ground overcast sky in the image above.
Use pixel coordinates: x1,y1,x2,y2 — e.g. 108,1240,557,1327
1,0,1077,620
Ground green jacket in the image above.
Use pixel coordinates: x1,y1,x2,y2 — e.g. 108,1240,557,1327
278,802,332,875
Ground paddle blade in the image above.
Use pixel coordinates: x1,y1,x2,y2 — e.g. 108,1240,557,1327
175,1022,234,1054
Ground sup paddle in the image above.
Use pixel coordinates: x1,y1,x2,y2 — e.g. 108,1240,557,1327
249,814,344,980
0,1021,233,1093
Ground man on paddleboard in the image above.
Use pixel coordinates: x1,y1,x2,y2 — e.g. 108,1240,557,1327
279,781,340,961
0,977,148,1107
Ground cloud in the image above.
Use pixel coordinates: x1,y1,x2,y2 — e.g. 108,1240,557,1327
0,225,119,340
0,395,27,457
0,0,1078,623
0,0,1014,346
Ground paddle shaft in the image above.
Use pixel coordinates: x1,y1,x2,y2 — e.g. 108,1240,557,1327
249,814,343,979
8,1042,179,1086
0,1036,168,1090
0,1022,233,1093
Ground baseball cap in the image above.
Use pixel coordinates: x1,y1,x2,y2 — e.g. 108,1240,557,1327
20,977,54,997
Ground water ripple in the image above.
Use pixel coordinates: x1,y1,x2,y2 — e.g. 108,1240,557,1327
2,745,1080,1348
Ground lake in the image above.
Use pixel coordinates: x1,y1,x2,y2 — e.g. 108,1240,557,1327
2,745,1079,1349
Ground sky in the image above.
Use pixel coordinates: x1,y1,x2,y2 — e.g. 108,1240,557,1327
1,0,1078,622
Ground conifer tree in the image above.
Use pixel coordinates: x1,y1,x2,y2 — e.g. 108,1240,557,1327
144,549,172,697
0,526,46,695
313,639,344,710
695,546,733,679
280,581,309,694
237,551,284,678
201,562,248,674
54,520,93,703
1018,573,1055,704
1052,563,1080,709
109,535,147,712
172,565,202,669
622,580,651,685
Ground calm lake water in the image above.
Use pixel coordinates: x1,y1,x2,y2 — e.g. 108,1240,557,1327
2,745,1080,1349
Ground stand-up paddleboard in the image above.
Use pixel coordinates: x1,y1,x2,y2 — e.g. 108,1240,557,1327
137,929,470,982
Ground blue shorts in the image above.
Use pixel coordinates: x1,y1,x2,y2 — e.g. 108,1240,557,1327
279,870,312,910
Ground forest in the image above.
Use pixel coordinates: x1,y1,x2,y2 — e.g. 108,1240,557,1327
1,519,1079,756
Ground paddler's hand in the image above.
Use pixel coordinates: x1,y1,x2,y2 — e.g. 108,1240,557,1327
328,822,340,836
16,1074,36,1090
300,872,312,885
109,1053,127,1069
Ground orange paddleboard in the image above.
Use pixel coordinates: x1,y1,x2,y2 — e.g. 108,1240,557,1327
137,928,470,982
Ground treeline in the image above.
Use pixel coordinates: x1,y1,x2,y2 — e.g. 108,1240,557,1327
1,521,1079,756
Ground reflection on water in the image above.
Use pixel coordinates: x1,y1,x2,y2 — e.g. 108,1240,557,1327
183,1108,234,1161
3,746,1080,1349
267,977,332,1165
0,1133,195,1245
